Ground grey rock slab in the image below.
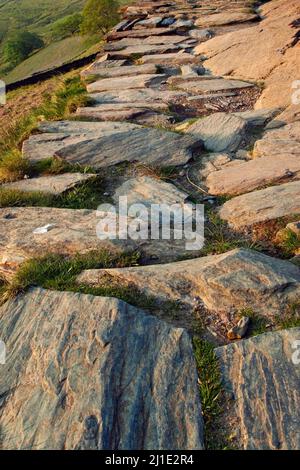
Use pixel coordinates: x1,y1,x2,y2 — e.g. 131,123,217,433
0,207,129,279
233,109,281,127
133,16,164,28
113,176,189,207
106,27,180,41
219,180,300,228
75,107,151,122
189,28,214,41
195,11,258,27
185,112,248,152
105,43,181,58
140,52,200,65
81,64,158,79
90,88,187,105
86,74,167,93
253,122,300,158
104,35,191,50
77,248,300,319
23,121,202,168
215,328,300,449
81,59,127,78
206,153,300,195
1,173,96,195
0,288,204,450
175,78,254,94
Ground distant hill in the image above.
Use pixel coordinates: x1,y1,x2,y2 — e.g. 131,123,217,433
0,0,130,84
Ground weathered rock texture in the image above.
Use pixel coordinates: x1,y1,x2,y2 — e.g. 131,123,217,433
0,288,204,450
219,180,300,228
216,328,300,450
77,248,300,320
195,0,300,110
186,112,248,152
23,121,202,168
2,173,96,195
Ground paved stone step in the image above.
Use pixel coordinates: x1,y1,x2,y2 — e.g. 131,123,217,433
1,173,96,195
215,328,300,450
112,175,189,207
90,88,187,105
103,35,194,50
23,121,203,168
81,64,159,79
86,74,167,93
219,180,300,229
253,122,300,158
140,52,200,65
106,27,182,41
101,43,182,58
0,288,204,450
195,11,258,27
206,153,300,195
174,77,254,93
77,248,300,321
182,112,248,152
0,201,202,280
0,207,128,279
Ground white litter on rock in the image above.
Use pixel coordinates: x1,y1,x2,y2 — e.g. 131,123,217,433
33,224,55,234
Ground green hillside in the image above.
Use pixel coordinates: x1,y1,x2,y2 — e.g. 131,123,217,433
0,0,131,83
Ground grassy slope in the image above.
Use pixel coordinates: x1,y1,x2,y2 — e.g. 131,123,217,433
4,35,100,84
0,0,132,83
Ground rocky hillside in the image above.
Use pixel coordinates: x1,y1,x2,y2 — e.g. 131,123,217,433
0,0,300,450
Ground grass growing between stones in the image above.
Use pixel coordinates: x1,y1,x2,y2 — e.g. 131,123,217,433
0,177,111,210
0,250,179,317
0,73,91,183
193,337,231,450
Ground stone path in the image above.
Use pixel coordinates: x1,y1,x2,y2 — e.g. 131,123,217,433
1,0,300,451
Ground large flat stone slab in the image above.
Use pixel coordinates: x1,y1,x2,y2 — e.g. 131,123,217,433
215,328,300,450
185,112,248,152
113,176,189,207
77,248,300,320
219,181,300,228
105,43,181,58
0,207,127,279
0,288,204,450
140,52,200,65
175,78,254,94
106,27,180,41
86,74,167,93
23,121,202,169
104,35,192,50
206,153,300,195
2,173,96,195
81,64,158,79
253,122,300,158
90,88,187,105
194,0,300,110
195,11,258,27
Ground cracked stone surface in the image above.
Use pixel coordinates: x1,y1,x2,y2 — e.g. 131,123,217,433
77,248,300,320
185,112,248,152
215,328,300,450
22,121,202,168
0,288,204,450
219,180,300,228
206,153,300,195
2,173,96,195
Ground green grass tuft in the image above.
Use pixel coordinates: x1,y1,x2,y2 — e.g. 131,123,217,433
193,337,226,449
